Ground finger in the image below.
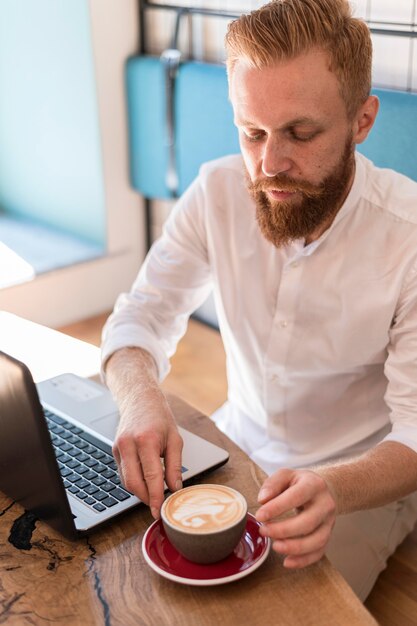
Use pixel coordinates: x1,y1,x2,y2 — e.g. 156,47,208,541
257,480,318,522
115,437,149,503
258,469,294,503
268,522,330,558
283,549,326,569
112,443,121,466
274,524,330,556
163,430,184,492
138,440,166,518
258,505,327,539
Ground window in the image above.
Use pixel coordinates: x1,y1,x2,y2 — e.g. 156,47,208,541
0,0,145,327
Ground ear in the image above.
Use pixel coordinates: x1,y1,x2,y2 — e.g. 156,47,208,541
352,95,379,145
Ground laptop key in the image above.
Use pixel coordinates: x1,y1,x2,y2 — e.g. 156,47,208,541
75,465,89,475
93,463,107,474
94,490,109,502
92,476,106,487
67,444,80,455
68,486,79,494
75,491,89,501
84,470,97,481
91,450,105,460
67,435,81,445
69,435,83,445
102,469,116,480
67,473,82,483
102,482,117,492
67,424,83,434
78,430,113,455
84,458,99,469
59,431,74,441
101,496,118,507
93,503,106,512
75,478,90,490
85,497,96,505
60,467,72,478
45,412,66,426
66,460,81,470
108,487,131,502
74,440,89,450
84,484,99,496
71,449,86,460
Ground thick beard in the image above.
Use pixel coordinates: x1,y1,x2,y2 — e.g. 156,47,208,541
247,138,355,248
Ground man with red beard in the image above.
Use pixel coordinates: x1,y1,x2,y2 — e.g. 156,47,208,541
101,0,417,600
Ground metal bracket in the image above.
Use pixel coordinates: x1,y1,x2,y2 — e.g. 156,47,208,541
160,9,187,197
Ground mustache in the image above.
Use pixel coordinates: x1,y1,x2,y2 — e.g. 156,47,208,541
247,174,323,198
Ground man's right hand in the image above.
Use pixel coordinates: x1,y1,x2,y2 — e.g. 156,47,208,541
104,347,184,519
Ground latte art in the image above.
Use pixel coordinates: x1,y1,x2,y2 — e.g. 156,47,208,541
164,485,246,533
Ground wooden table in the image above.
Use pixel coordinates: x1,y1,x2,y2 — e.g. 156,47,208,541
0,313,377,625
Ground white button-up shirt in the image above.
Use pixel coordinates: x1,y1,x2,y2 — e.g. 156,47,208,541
102,152,417,475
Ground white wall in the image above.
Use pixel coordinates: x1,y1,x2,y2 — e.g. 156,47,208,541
0,0,145,328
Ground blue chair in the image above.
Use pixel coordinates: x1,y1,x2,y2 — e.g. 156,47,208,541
126,55,417,202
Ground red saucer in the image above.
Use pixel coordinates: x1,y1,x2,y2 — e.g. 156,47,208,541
142,513,271,586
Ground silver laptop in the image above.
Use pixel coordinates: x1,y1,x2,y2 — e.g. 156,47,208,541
0,351,229,539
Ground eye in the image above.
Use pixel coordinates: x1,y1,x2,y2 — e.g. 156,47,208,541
288,128,319,143
241,129,266,143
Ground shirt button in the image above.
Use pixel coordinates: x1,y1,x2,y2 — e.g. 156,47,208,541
279,320,288,328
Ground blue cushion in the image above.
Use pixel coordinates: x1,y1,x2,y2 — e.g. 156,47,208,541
176,62,239,192
126,57,169,199
357,88,417,182
126,57,417,200
126,57,238,198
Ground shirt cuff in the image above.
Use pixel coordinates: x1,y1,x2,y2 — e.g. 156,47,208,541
101,327,171,385
381,426,417,456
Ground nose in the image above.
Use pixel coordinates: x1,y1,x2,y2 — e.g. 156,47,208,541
262,136,292,177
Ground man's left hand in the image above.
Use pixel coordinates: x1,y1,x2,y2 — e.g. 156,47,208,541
256,469,337,568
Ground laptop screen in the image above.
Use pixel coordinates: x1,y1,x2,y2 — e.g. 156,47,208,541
0,351,76,539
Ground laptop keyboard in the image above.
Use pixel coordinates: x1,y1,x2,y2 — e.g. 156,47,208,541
44,409,134,514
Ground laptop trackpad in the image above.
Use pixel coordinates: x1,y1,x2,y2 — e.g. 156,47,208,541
90,413,119,440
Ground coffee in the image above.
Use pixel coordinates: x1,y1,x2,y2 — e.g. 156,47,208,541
161,484,248,563
163,484,246,534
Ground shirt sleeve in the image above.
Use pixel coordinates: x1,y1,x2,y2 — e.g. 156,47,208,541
383,261,417,454
101,172,213,382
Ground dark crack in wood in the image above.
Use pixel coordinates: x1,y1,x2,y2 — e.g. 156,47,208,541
85,536,112,626
32,538,74,571
8,511,37,550
0,501,15,517
0,592,26,624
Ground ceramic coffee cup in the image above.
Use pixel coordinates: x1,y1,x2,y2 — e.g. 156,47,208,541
161,484,248,564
